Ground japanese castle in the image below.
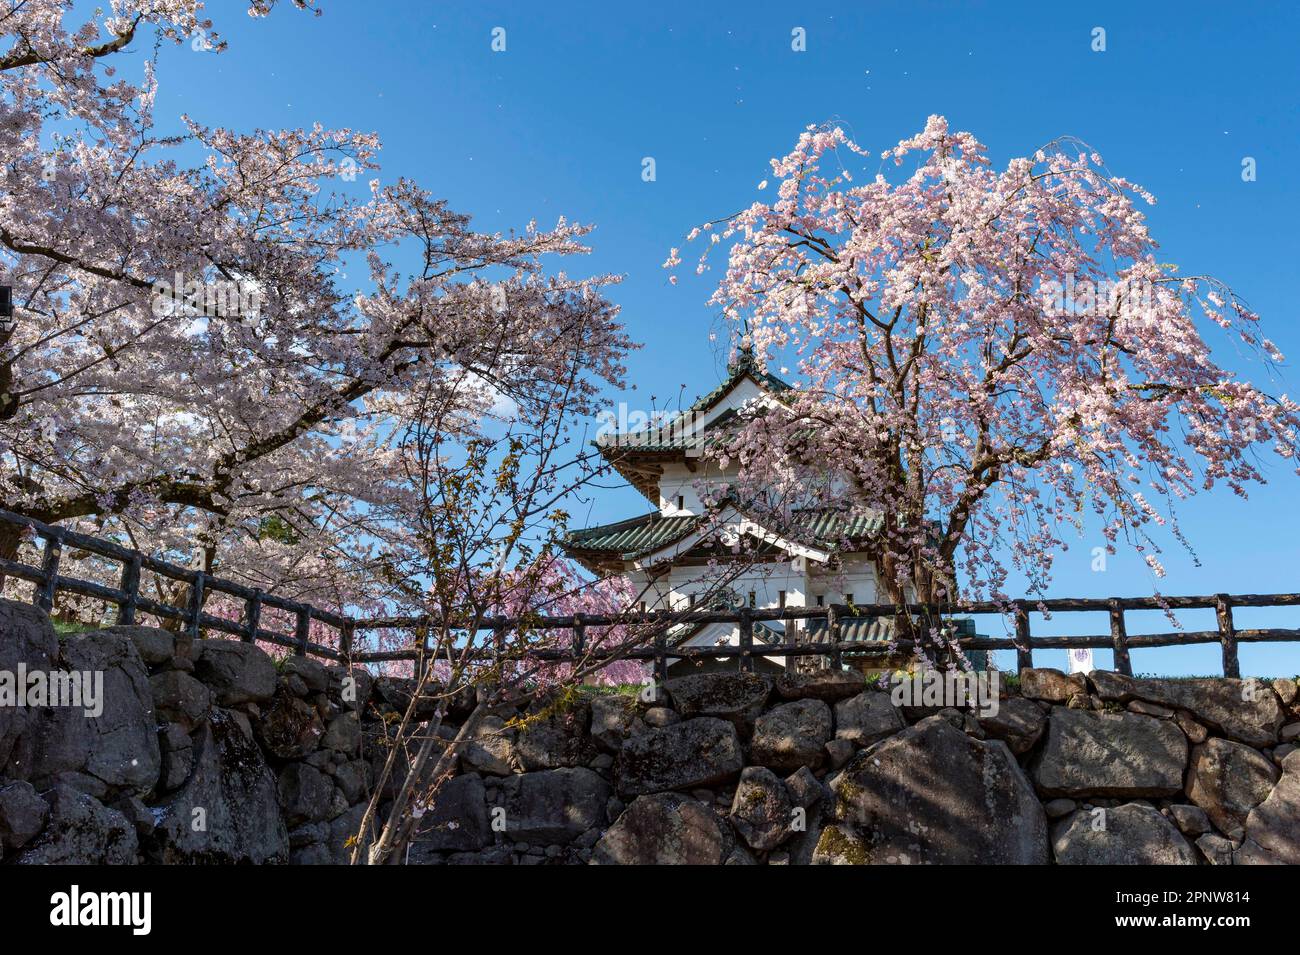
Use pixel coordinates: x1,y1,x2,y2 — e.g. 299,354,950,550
562,346,917,676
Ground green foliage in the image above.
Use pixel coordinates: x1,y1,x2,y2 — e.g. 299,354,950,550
256,514,300,545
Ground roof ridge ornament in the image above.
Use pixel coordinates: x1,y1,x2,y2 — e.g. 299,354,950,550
728,335,756,374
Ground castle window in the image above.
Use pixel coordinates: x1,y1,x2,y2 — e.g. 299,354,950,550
778,590,786,607
677,495,684,511
747,591,756,607
816,595,824,606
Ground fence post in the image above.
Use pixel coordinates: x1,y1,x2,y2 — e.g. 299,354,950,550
116,553,142,625
243,589,262,642
738,607,753,673
827,605,841,669
572,612,586,660
653,631,667,687
294,606,310,658
340,618,354,663
1014,602,1032,672
34,530,62,613
1108,598,1132,677
1215,594,1240,679
186,571,206,640
492,624,507,681
411,624,426,681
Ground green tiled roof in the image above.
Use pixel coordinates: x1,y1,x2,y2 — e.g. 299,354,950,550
593,351,792,503
595,353,791,458
665,618,788,651
789,507,884,544
563,502,882,565
593,408,737,454
687,349,792,414
804,616,897,644
805,616,988,669
564,512,697,559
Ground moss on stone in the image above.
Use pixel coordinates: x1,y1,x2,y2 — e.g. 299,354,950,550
816,824,869,865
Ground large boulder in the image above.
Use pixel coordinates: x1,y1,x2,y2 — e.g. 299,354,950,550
978,696,1047,755
750,699,833,773
0,599,59,779
277,763,335,827
255,687,325,759
665,672,772,732
14,785,137,864
1089,673,1285,748
322,713,361,756
104,625,176,670
1167,804,1212,837
785,803,829,865
418,772,490,852
1051,803,1198,865
834,691,905,747
332,759,370,804
0,780,48,853
498,767,610,845
327,664,373,712
280,656,329,694
590,793,733,864
729,766,793,852
810,823,871,865
1245,753,1300,863
1185,738,1279,835
461,715,520,776
158,722,194,792
830,716,1047,864
589,694,641,753
19,628,160,796
774,670,865,703
514,705,591,771
617,717,743,797
1233,839,1283,865
1032,709,1186,798
1196,832,1235,865
372,676,440,721
194,640,277,706
1019,668,1087,703
784,765,825,809
149,670,212,729
145,712,288,863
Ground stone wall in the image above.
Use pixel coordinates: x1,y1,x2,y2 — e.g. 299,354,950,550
2,595,1298,864
412,662,1300,865
0,598,389,864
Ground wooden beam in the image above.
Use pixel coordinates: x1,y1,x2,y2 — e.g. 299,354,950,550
1109,598,1132,676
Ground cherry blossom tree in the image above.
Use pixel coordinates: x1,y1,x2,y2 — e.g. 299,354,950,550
669,116,1300,647
0,2,675,868
0,1,630,624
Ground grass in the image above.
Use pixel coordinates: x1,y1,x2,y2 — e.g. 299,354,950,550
51,618,99,638
576,682,644,698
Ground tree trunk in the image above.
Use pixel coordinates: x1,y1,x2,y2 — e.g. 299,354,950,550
367,702,487,865
0,513,24,593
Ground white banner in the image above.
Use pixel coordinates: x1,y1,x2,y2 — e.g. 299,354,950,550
1067,647,1094,674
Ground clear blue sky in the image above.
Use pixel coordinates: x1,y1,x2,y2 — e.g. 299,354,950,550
152,1,1300,675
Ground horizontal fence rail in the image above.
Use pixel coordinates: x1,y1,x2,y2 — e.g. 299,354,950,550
1,507,1297,680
